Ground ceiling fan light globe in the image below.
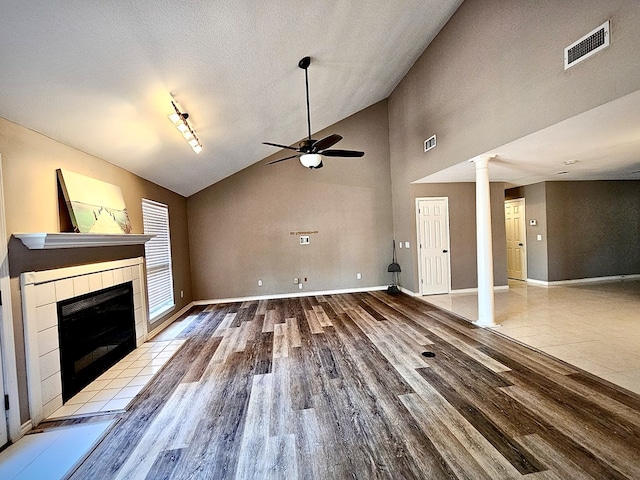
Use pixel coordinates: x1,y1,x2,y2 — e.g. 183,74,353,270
300,153,322,168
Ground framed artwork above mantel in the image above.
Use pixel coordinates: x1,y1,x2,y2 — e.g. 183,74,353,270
57,169,133,234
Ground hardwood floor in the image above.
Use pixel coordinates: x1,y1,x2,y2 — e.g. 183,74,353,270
67,292,640,479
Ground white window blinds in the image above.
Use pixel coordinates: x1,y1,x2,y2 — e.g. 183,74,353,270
142,198,174,321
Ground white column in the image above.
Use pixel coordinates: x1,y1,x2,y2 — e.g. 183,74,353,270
471,157,496,327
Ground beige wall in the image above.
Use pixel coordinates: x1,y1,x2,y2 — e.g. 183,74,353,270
388,0,640,292
0,116,192,422
187,101,393,299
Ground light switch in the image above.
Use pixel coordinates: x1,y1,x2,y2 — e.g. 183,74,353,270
399,242,403,248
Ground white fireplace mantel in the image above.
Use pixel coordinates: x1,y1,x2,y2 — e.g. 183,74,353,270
14,232,154,249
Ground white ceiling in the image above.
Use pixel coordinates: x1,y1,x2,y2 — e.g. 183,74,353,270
0,1,463,197
415,88,640,187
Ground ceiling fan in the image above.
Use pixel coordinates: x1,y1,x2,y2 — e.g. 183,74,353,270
263,56,365,169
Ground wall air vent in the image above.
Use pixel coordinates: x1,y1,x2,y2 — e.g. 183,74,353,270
424,134,436,152
564,21,610,70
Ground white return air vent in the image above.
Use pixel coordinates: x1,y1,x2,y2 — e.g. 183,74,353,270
424,134,436,152
564,21,610,70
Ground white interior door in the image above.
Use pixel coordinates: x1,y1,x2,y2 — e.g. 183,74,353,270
505,198,527,280
416,197,451,295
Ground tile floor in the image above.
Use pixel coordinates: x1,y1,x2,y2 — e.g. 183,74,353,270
0,420,113,480
48,338,186,420
424,278,640,395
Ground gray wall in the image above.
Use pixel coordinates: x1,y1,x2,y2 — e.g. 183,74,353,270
546,181,640,281
506,181,640,282
388,0,640,292
1,116,192,423
187,101,393,299
410,183,508,290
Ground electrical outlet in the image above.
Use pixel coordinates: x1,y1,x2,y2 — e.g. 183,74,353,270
258,280,263,287
404,241,410,249
298,283,303,290
357,273,362,280
294,277,299,284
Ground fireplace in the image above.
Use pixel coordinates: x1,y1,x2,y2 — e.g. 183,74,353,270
21,257,148,424
58,282,136,401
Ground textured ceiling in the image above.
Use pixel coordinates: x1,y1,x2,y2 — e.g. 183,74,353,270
0,1,463,196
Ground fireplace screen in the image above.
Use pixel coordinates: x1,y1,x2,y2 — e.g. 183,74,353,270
57,282,136,401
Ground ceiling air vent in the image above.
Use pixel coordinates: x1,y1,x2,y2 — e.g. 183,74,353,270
424,134,436,152
564,21,610,70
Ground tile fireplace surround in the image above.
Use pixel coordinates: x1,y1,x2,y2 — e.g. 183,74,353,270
21,257,148,426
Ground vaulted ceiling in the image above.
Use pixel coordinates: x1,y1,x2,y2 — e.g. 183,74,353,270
0,1,463,196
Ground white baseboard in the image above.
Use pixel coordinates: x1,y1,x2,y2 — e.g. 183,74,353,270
526,274,640,287
20,420,32,437
195,285,388,306
146,302,195,340
401,285,509,296
449,285,509,294
399,286,418,296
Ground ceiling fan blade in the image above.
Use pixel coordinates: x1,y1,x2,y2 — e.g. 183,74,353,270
267,154,300,165
321,149,365,158
262,142,299,152
313,134,342,152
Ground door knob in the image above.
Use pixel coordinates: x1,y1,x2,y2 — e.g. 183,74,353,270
443,250,448,253
518,243,523,246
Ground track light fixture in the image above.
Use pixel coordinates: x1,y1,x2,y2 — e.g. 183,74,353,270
168,100,202,154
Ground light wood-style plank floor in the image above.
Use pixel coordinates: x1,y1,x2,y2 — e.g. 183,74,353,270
64,292,640,479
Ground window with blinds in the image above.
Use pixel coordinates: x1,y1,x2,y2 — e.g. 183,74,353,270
142,198,174,322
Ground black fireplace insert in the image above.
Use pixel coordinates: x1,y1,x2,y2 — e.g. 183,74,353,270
57,282,136,401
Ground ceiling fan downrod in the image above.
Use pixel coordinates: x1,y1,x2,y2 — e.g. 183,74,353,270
299,56,312,141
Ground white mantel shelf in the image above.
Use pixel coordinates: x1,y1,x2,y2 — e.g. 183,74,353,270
14,233,154,250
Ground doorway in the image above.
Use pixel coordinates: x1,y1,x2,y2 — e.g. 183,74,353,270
505,198,527,280
0,154,9,446
416,197,451,295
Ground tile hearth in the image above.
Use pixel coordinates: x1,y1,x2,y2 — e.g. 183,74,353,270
48,338,185,420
